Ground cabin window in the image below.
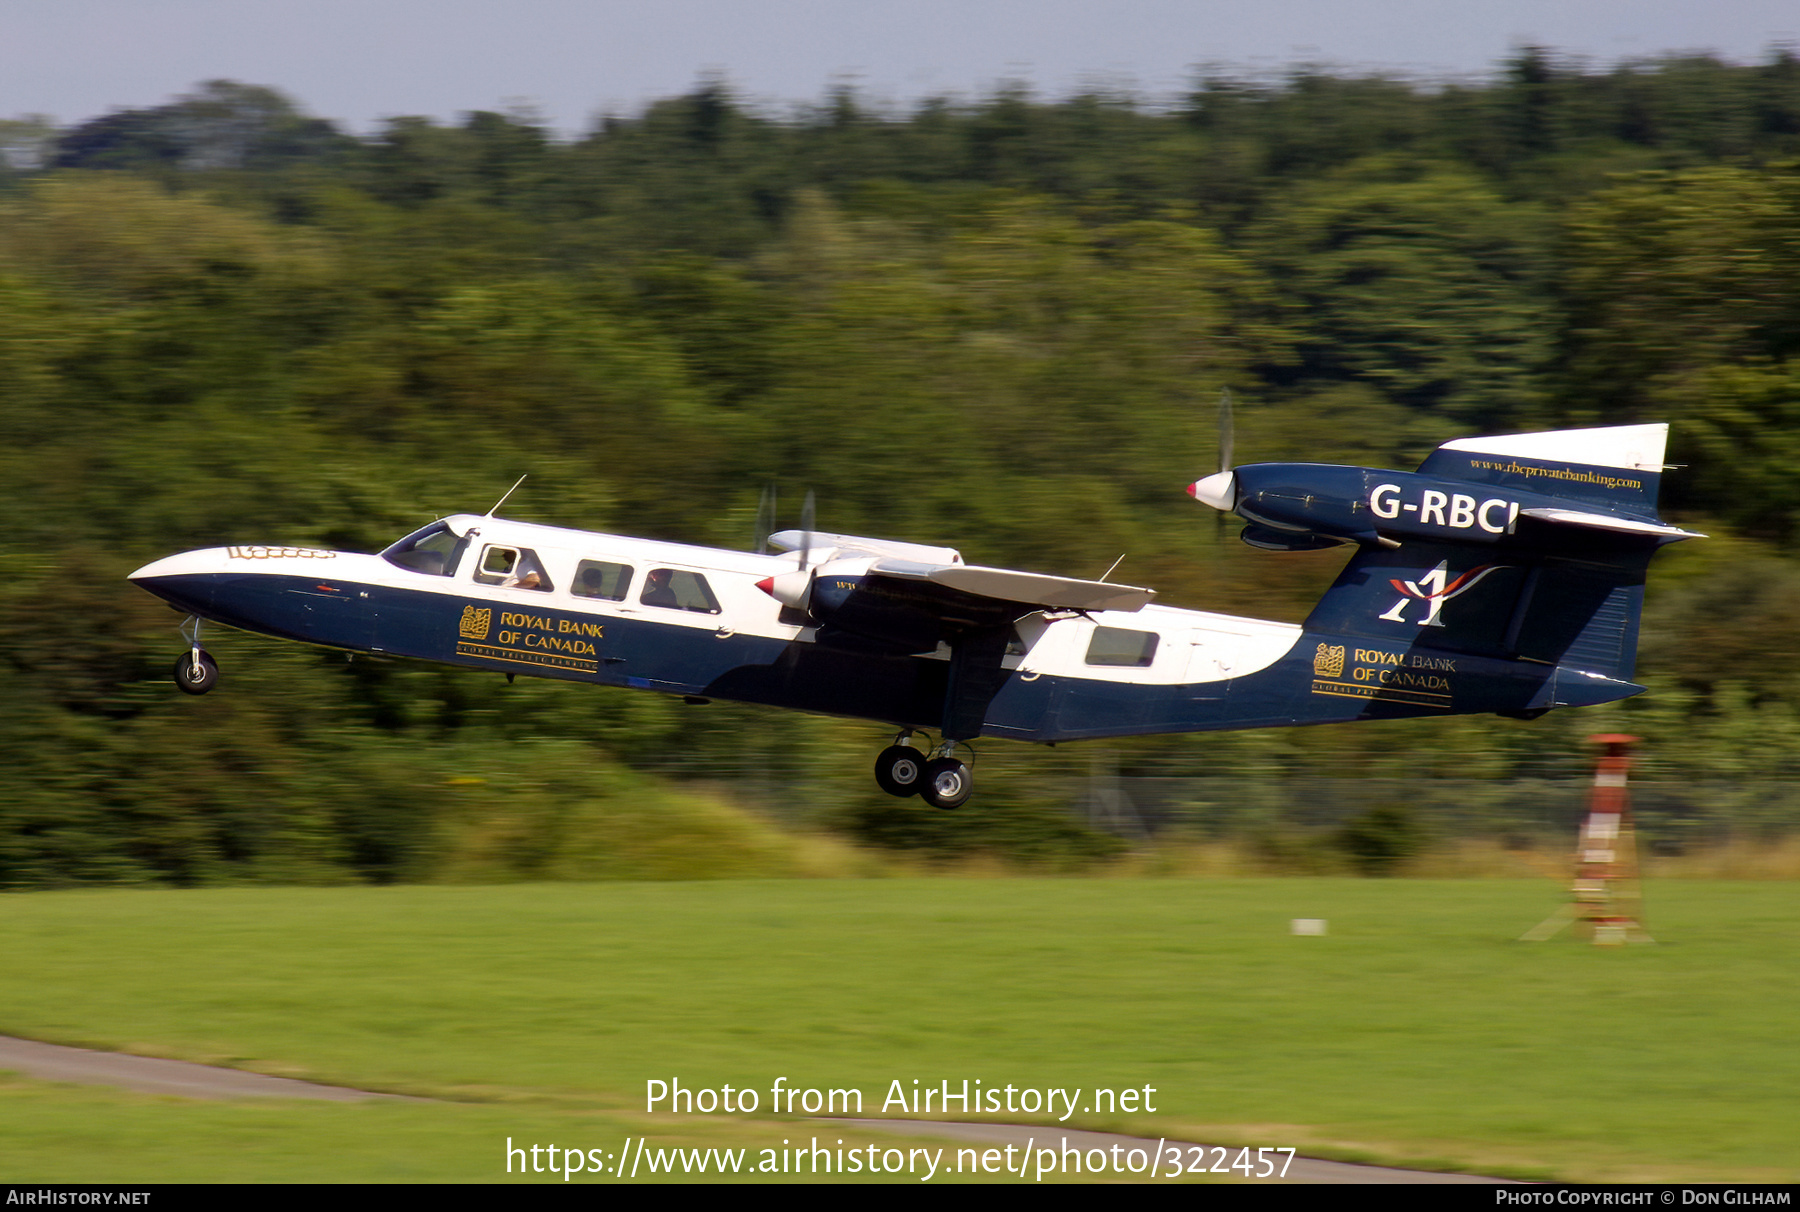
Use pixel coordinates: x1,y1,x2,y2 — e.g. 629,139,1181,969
381,521,465,577
572,559,632,601
641,568,720,614
1086,626,1158,667
475,544,553,592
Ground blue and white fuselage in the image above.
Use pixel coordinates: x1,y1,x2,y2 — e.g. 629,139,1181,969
129,423,1698,808
128,514,1313,742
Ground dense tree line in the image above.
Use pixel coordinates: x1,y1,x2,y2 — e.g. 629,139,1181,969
4,50,1800,885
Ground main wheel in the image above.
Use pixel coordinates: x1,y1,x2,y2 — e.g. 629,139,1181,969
874,745,924,798
918,758,972,810
173,650,219,696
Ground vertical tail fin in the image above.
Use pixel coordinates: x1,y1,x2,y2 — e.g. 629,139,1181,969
1302,425,1693,696
1304,539,1653,683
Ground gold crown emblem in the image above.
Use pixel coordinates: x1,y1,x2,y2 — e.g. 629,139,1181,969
459,606,492,641
1313,643,1345,678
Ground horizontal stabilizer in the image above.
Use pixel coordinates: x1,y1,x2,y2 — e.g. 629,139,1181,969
1417,423,1669,512
1551,669,1648,709
1519,507,1704,541
1433,424,1669,472
871,559,1155,613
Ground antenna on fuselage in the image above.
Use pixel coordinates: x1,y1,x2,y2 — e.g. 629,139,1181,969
486,474,527,518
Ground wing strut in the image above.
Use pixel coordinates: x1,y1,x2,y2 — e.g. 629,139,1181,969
941,625,1013,741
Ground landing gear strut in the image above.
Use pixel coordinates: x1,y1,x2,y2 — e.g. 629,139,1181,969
172,616,218,696
874,731,972,810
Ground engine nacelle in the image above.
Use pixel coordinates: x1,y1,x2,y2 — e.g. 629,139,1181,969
1191,464,1536,550
757,557,945,653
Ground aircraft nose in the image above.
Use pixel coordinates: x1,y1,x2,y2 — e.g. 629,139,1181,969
129,554,191,582
1188,471,1237,511
128,549,232,614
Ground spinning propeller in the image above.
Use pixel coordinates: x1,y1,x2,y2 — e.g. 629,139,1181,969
756,489,827,612
1188,386,1239,513
752,485,777,554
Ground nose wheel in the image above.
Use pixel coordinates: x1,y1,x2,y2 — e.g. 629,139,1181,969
171,616,219,695
874,732,972,809
173,649,219,695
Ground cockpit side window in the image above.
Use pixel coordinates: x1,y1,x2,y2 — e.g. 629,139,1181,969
381,521,466,577
475,544,553,592
641,568,720,614
572,559,632,601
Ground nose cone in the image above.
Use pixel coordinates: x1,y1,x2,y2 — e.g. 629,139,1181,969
1187,471,1237,511
758,568,814,610
129,548,233,613
130,553,198,583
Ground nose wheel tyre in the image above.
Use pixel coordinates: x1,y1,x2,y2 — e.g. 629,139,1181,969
173,650,219,696
875,745,925,798
919,758,972,810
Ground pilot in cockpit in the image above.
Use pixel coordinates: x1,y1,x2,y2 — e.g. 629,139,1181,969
489,548,546,591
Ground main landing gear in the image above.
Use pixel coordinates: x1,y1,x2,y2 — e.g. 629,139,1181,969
171,616,218,696
875,731,973,810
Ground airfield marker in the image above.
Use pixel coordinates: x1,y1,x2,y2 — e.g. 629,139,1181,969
1521,734,1653,944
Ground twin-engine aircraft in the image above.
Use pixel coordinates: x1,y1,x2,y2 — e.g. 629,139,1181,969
131,424,1697,809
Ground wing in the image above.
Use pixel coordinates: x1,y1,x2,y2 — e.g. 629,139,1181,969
759,541,1157,739
868,558,1156,614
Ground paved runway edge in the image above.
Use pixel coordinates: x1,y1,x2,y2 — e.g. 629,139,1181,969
0,1035,410,1102
0,1036,1508,1181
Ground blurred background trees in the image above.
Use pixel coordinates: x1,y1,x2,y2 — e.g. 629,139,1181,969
5,49,1800,884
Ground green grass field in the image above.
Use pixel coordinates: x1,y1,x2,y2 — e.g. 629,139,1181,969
1,879,1795,1183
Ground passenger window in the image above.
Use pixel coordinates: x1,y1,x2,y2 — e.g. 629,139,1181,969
1086,626,1158,667
475,544,552,591
573,560,632,601
641,568,720,614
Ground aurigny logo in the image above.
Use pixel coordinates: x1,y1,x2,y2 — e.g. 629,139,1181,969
1378,561,1505,628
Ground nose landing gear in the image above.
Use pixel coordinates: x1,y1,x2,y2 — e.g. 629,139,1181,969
171,616,219,695
173,650,219,695
874,731,972,810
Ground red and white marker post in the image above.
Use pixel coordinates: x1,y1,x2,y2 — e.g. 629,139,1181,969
1521,734,1653,944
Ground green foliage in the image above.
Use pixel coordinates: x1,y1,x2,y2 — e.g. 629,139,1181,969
833,785,1125,868
1335,805,1427,876
4,61,1800,884
1248,161,1552,428
52,81,352,174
